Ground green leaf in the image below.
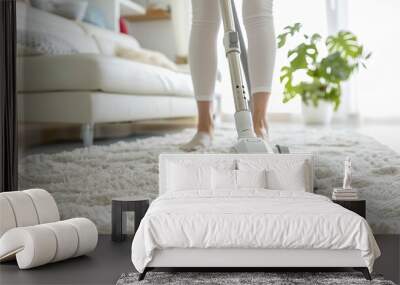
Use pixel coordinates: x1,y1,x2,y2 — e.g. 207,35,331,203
317,52,353,83
277,23,302,48
277,33,288,48
326,31,363,59
283,22,302,35
288,43,318,70
311,33,322,43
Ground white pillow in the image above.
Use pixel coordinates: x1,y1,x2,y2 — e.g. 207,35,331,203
212,169,236,191
266,162,307,191
167,162,212,192
238,158,310,192
236,169,268,189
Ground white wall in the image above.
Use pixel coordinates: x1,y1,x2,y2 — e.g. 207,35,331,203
128,20,177,60
127,0,190,60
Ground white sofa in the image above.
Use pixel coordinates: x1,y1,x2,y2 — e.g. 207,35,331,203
0,189,98,269
16,2,218,146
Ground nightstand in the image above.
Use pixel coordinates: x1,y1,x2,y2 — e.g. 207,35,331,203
332,199,366,218
112,197,149,242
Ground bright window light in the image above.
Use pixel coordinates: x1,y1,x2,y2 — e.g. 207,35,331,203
219,0,327,114
348,0,400,120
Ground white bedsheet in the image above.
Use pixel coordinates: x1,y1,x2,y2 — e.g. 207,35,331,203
131,190,380,273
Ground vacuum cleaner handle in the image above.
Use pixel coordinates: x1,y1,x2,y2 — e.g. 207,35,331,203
222,0,290,154
231,0,252,102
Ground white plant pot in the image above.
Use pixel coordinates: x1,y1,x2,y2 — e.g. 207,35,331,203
301,101,334,125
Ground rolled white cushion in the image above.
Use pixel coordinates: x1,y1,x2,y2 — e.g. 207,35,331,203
23,189,60,224
63,218,98,257
1,192,39,227
0,218,98,269
42,221,79,262
0,196,17,237
0,226,57,269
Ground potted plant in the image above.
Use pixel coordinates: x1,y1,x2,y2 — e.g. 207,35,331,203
278,23,370,124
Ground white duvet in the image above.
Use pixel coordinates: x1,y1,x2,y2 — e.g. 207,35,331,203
131,190,380,273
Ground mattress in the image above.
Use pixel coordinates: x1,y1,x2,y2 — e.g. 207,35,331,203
131,190,380,273
17,54,194,97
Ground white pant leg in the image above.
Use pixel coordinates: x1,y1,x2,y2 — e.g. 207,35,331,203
189,0,275,101
189,0,221,101
243,0,276,94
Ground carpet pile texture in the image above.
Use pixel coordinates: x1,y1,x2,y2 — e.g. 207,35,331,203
19,125,400,234
116,272,395,285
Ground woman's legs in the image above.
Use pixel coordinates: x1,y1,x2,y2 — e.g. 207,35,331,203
196,101,214,133
181,0,220,151
243,0,276,139
183,0,276,150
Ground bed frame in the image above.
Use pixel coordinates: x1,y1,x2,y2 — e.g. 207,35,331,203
139,249,371,280
138,154,372,281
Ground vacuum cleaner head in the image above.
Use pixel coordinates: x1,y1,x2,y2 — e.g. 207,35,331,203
234,138,290,154
234,137,275,153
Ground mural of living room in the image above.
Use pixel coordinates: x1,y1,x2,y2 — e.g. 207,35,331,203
2,0,399,284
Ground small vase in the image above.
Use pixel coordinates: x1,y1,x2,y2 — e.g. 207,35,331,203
301,101,334,125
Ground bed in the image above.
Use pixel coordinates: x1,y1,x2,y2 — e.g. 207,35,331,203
131,154,381,281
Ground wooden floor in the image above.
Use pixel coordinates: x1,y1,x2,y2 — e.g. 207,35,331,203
0,235,398,285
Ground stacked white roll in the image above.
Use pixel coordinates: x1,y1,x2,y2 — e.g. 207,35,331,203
0,189,98,269
0,218,98,269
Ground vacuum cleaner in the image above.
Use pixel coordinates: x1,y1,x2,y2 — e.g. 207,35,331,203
219,0,289,154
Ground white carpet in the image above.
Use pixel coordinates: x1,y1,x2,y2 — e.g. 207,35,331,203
19,125,400,234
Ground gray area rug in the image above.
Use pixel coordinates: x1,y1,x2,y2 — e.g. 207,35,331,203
19,125,400,234
116,272,395,285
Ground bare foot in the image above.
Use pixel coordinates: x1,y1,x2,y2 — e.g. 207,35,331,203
253,116,270,140
180,132,213,152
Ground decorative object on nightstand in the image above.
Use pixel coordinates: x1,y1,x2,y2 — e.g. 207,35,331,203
332,157,359,200
332,200,366,218
112,197,149,242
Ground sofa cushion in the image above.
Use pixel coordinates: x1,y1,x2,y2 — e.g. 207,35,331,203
18,54,194,97
79,22,141,56
17,1,99,55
